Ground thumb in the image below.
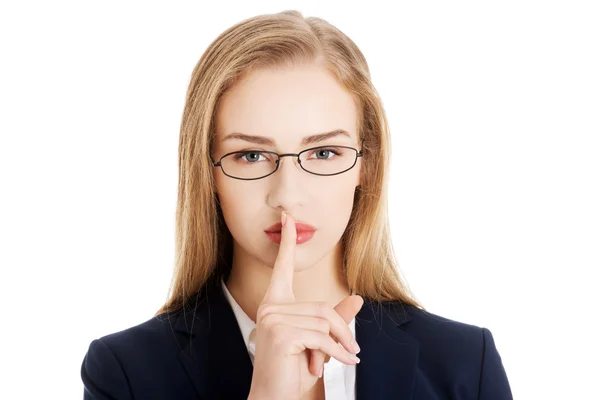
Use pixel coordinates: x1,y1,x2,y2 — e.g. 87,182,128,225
335,295,364,325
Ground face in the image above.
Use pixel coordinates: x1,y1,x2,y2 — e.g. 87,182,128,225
212,63,362,271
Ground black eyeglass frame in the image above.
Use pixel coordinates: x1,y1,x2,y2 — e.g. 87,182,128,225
211,139,364,181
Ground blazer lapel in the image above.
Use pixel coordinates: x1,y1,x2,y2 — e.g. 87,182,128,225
355,299,419,399
174,277,254,399
174,277,419,399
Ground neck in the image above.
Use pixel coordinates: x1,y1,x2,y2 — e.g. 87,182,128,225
224,241,351,324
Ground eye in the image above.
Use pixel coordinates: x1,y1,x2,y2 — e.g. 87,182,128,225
233,151,268,163
307,147,342,160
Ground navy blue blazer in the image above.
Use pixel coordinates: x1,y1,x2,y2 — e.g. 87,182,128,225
81,276,513,399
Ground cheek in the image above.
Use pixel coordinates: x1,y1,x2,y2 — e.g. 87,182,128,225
216,182,262,236
218,183,251,218
320,186,354,209
316,183,357,231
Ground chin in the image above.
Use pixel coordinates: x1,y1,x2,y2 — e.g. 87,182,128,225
257,248,322,271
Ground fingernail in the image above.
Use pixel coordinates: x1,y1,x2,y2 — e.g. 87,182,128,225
319,366,323,378
351,355,360,363
351,339,361,354
281,211,287,227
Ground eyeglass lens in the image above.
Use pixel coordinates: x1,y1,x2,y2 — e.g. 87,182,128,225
220,146,358,179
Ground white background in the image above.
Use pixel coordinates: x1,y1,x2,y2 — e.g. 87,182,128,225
1,1,598,398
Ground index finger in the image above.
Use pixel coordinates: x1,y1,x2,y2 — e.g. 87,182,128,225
263,211,297,303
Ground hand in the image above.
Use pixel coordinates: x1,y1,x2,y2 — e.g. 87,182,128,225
247,212,363,400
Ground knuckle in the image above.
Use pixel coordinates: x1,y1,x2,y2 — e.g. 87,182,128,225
256,303,275,322
261,313,279,327
316,318,330,333
315,301,330,316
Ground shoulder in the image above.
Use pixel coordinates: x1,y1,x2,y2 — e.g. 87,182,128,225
402,303,487,341
81,312,191,399
88,312,179,351
83,309,191,367
387,302,491,359
365,299,487,341
359,299,491,367
382,302,513,398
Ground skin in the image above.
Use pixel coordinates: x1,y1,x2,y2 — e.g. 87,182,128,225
213,62,362,311
249,212,363,399
212,63,364,397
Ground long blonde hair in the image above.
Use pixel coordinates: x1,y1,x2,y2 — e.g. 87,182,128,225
156,10,424,316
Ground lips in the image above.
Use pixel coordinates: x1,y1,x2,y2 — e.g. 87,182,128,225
264,221,316,233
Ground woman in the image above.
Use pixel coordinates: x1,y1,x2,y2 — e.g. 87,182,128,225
81,10,513,399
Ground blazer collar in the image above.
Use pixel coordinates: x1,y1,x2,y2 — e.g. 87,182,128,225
173,277,419,399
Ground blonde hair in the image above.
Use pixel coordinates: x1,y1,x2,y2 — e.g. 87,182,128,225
156,10,424,316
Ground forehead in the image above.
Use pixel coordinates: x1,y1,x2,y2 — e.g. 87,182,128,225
215,64,358,147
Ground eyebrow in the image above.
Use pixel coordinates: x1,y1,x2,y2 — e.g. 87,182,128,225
221,129,352,146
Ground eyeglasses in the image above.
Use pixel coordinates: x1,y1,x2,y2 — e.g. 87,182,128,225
211,139,364,181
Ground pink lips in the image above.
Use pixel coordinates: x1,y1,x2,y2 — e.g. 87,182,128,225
265,221,316,233
264,221,316,244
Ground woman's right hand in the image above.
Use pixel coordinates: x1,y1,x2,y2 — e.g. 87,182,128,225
248,212,363,400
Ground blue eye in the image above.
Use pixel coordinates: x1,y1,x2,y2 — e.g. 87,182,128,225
308,148,341,160
233,151,267,163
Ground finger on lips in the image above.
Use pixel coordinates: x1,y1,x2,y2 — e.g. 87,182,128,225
262,211,360,379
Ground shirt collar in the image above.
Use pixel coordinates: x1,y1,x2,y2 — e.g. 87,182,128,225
221,278,257,355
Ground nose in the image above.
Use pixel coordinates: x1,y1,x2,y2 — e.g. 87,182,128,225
277,154,301,170
273,154,306,184
266,155,307,210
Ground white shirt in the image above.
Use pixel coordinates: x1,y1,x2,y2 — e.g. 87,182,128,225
221,278,357,400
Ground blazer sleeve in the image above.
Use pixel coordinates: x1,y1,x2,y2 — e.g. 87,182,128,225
478,327,513,400
81,338,133,400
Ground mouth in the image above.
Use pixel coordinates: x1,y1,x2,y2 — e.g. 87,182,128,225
264,220,317,245
264,221,317,233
